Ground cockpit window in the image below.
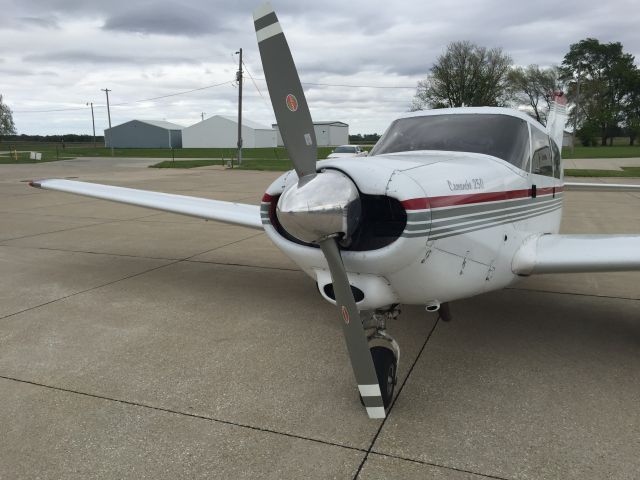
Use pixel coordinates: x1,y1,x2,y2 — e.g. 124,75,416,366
370,114,531,169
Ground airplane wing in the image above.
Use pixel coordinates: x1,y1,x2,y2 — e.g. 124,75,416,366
30,179,263,230
564,182,640,192
512,234,640,275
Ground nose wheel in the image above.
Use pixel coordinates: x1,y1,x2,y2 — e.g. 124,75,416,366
371,346,397,408
359,306,401,410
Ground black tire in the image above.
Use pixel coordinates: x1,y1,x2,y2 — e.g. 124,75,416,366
371,347,397,409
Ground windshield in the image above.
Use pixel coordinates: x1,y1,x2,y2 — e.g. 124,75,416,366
370,114,530,169
333,146,356,153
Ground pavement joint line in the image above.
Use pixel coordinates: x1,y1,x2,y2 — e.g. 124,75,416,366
184,258,300,273
367,451,513,480
5,196,116,212
180,231,266,261
0,258,182,321
0,243,301,273
0,231,264,321
0,244,182,262
0,211,164,243
353,318,441,480
0,210,157,222
506,286,640,302
0,374,369,456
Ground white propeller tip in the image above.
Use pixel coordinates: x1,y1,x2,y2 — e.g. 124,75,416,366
253,2,274,21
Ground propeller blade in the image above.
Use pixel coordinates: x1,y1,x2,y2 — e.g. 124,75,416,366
319,239,386,419
253,3,317,178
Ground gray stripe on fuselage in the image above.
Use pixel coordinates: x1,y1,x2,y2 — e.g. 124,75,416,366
406,211,431,222
401,202,562,239
404,223,430,232
430,198,562,230
430,194,562,221
429,204,563,241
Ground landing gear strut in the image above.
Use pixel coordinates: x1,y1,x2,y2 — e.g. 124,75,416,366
362,306,400,408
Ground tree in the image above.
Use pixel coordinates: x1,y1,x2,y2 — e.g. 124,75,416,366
0,94,16,135
508,65,560,125
623,69,640,145
411,41,513,110
560,38,637,146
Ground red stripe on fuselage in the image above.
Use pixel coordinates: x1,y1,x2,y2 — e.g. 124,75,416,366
401,186,564,210
262,193,273,202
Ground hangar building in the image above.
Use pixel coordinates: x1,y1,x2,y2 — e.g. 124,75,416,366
273,121,349,147
104,120,183,148
182,115,276,148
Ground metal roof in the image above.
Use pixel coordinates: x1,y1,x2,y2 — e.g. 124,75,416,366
130,119,184,130
216,115,272,130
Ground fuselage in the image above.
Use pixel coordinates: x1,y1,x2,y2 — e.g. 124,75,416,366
261,108,564,310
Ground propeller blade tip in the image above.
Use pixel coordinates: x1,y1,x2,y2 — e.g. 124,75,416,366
253,2,274,21
366,407,386,419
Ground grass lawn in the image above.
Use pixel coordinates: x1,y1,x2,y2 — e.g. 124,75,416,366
0,144,337,162
151,158,294,171
561,145,640,159
564,167,640,177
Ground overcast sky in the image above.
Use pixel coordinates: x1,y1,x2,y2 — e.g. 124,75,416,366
1,0,638,136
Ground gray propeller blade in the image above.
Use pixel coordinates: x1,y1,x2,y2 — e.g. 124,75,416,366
319,239,386,419
253,3,317,178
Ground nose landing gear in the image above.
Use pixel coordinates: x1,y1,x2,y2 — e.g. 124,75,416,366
362,306,401,409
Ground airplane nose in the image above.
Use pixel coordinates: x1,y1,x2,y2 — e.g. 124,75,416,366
276,170,361,244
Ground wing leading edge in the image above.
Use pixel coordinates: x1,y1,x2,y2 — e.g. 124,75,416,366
513,234,640,275
30,179,263,230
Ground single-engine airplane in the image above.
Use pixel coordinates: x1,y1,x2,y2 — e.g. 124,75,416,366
30,3,640,419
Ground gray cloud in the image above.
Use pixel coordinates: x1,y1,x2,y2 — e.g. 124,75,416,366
18,15,60,29
102,4,225,36
3,0,638,135
23,51,201,65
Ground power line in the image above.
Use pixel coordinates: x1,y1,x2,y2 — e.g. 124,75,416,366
13,79,235,113
252,77,416,89
12,77,416,114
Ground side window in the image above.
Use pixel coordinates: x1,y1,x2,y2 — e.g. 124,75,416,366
531,128,553,176
550,139,561,179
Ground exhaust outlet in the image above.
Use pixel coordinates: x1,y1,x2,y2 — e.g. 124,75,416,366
425,301,440,312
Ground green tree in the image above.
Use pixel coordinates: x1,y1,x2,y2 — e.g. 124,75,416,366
560,38,637,146
411,41,513,110
508,65,560,125
623,69,640,145
0,94,16,135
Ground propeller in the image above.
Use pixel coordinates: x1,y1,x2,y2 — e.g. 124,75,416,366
253,2,386,418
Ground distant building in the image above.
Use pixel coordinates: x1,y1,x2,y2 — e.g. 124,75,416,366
104,120,183,148
273,121,349,147
182,115,276,148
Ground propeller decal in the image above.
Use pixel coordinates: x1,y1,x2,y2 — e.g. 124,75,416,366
286,94,298,112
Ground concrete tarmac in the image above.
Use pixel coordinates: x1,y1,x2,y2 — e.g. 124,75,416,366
0,157,638,479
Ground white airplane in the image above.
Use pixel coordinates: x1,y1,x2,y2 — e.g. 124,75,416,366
30,4,640,419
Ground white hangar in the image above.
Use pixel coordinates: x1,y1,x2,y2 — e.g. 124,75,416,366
182,115,276,148
272,121,349,147
104,120,183,148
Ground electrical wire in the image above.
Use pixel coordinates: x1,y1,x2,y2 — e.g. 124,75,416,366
13,76,417,114
252,77,416,89
13,79,235,113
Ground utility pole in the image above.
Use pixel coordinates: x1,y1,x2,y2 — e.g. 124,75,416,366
86,102,96,148
101,88,114,156
235,48,243,166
